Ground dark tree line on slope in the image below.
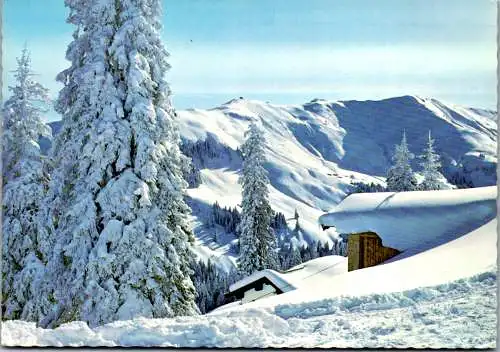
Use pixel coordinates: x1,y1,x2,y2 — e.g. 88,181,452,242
208,201,287,238
207,199,346,267
190,259,240,314
206,200,341,269
180,134,240,189
207,202,241,234
445,166,476,189
277,239,346,271
180,134,228,168
348,181,386,195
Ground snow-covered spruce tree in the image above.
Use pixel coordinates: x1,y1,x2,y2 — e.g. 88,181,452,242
386,131,417,192
288,245,302,268
2,48,52,321
308,241,319,260
37,0,198,328
419,131,445,190
237,123,278,275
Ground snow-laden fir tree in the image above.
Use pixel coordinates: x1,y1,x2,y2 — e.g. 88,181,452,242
37,0,198,328
2,48,52,321
308,241,319,260
237,122,278,275
288,245,303,268
386,131,417,192
419,131,446,190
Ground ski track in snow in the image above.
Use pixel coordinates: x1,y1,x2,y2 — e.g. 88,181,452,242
2,268,496,348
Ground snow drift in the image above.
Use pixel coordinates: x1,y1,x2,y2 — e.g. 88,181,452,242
319,186,497,251
227,255,347,295
2,268,495,348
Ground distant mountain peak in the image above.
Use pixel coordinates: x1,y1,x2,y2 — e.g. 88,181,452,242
222,97,246,106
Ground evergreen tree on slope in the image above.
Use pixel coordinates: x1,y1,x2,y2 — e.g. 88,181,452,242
2,48,52,321
419,131,446,190
386,131,417,192
38,0,197,328
238,123,278,275
288,245,303,268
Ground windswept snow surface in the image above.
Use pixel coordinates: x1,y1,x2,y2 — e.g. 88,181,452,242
319,186,497,251
223,216,497,313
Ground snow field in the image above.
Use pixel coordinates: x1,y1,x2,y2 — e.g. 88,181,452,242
2,267,495,348
2,192,497,348
4,215,496,348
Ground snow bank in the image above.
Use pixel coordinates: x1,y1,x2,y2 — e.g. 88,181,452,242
274,270,496,320
319,186,496,251
3,268,495,348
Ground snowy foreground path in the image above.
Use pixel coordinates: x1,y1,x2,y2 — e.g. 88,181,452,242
3,269,496,348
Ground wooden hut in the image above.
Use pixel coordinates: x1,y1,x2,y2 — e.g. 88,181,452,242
345,231,400,271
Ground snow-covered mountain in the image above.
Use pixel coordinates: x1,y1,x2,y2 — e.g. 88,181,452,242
41,96,497,268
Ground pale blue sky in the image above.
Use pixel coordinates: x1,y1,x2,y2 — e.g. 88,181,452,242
3,0,496,121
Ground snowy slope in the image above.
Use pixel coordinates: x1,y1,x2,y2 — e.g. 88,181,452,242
180,96,496,267
13,99,496,348
42,96,497,267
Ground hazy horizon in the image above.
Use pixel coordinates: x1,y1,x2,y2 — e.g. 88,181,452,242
4,0,496,121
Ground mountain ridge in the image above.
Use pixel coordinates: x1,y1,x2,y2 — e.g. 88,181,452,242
40,95,497,265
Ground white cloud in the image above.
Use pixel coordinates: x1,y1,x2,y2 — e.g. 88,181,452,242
168,43,494,91
166,42,495,108
3,37,494,110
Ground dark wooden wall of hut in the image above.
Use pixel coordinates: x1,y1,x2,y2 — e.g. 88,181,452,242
347,232,400,271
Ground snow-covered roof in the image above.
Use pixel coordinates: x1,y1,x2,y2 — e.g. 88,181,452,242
318,186,497,251
229,255,347,293
229,269,294,294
